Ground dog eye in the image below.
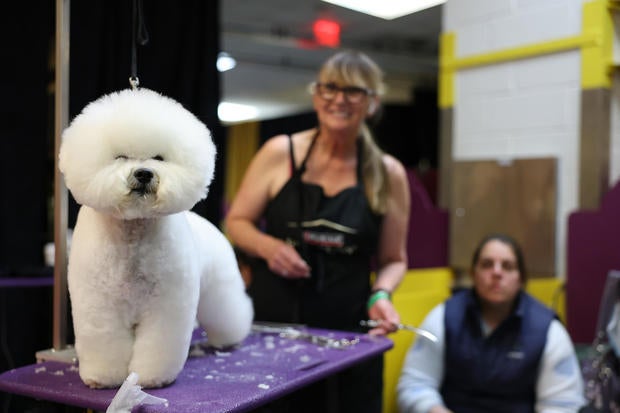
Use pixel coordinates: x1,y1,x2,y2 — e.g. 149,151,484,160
152,155,164,161
115,155,128,160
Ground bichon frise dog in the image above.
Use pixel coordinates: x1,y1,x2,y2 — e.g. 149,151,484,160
58,88,253,389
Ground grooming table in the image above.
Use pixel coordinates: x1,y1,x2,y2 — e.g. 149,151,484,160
0,327,392,412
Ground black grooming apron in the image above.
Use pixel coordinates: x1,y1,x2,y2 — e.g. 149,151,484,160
248,133,382,331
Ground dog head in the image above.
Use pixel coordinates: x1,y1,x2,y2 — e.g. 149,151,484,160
59,88,216,220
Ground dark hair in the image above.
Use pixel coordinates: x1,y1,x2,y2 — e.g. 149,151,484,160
470,233,527,283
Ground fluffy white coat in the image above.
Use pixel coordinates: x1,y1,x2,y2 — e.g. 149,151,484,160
58,88,253,389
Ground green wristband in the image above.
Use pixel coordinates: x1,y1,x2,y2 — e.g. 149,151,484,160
367,289,391,310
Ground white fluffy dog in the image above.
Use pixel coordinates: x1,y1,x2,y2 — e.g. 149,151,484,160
58,88,253,389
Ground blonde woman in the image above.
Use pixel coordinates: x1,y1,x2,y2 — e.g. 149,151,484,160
226,50,411,412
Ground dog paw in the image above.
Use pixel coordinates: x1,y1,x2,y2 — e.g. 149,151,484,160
84,378,108,389
138,377,175,389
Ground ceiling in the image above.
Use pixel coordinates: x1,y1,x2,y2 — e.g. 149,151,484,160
219,0,443,122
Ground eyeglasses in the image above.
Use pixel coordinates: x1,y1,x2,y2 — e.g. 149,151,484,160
308,82,375,103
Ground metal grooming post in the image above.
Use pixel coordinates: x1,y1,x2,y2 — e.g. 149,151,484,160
53,0,70,352
35,0,72,363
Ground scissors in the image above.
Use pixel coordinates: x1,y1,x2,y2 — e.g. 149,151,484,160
360,319,438,343
252,322,359,349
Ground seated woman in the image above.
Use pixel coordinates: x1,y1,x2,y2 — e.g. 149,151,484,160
397,233,584,413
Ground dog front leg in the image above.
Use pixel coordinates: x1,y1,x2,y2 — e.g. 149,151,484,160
75,321,134,389
128,312,194,388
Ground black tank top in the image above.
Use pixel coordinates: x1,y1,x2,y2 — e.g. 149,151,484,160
247,133,383,331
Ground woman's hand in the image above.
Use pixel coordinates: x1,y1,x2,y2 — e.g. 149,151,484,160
428,405,453,413
265,238,310,279
367,298,400,335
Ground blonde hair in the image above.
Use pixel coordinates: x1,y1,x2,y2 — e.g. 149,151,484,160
318,50,389,214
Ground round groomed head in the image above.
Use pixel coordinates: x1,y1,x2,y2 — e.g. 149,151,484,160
58,88,216,219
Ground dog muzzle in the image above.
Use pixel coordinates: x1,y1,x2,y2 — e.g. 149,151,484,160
129,168,159,195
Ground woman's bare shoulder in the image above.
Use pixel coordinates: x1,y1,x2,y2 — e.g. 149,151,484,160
274,129,316,163
253,129,315,167
382,153,407,178
260,133,290,154
382,153,410,208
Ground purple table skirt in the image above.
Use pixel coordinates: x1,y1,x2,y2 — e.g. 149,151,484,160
0,328,392,412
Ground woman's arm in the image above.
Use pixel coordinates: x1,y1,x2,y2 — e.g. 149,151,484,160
367,154,411,333
225,134,310,278
397,304,450,413
535,320,586,413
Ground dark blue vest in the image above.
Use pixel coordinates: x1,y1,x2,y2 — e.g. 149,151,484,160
441,289,555,413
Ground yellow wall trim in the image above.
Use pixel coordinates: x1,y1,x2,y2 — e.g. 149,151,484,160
224,121,259,207
581,0,614,89
441,33,598,72
438,0,614,108
439,32,456,109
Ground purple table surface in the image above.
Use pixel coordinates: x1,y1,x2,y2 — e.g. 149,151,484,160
0,327,392,412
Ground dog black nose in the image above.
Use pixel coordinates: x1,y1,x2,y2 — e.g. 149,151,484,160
133,168,154,184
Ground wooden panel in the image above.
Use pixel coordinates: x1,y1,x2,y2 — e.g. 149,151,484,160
450,158,556,276
438,107,453,209
579,88,610,209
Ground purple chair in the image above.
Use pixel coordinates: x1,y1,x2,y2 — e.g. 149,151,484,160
405,169,449,269
567,180,620,343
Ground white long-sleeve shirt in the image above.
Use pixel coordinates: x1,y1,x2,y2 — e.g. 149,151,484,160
396,303,585,413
